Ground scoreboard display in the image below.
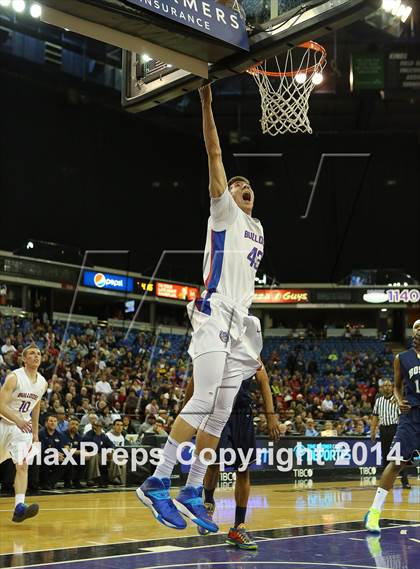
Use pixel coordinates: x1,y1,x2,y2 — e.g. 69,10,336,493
352,47,420,94
388,49,420,91
156,282,199,301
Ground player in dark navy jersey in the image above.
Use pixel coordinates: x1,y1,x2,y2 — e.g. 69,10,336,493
183,363,280,549
365,321,420,533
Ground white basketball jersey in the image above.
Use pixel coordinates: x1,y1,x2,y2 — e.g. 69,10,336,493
202,190,264,308
0,367,46,424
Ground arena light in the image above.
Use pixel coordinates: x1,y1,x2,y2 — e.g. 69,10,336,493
26,241,34,250
363,291,389,304
294,73,307,84
30,3,42,18
381,0,412,23
11,0,25,12
391,0,402,15
312,72,323,86
400,4,412,22
0,0,11,7
382,0,397,11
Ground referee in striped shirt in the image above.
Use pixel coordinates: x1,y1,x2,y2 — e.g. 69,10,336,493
371,379,410,488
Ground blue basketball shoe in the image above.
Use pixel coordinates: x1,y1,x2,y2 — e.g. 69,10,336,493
197,502,215,536
12,503,39,523
174,486,219,533
136,477,187,530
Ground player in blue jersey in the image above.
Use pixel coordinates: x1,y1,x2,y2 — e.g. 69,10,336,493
183,362,281,549
365,320,420,533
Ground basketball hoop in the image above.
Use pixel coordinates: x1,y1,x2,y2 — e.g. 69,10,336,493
247,41,327,136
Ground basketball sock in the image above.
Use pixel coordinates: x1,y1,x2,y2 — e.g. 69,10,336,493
153,436,179,480
400,471,409,484
204,488,215,504
372,487,388,512
186,453,208,488
235,506,247,527
15,494,25,507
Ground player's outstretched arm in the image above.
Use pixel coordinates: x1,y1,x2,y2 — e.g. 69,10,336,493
0,374,32,432
393,355,410,412
256,364,281,441
199,84,227,199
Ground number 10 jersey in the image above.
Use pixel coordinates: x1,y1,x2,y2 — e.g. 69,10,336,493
0,367,47,424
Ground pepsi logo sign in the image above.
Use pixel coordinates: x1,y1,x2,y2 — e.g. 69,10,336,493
94,273,106,288
93,273,124,289
83,270,134,293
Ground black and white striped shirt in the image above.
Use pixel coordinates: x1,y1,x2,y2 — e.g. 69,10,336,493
373,395,400,426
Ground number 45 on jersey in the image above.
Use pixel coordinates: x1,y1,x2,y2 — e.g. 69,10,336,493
247,247,263,270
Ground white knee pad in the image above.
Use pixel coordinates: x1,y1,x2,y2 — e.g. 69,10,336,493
179,397,213,430
180,351,228,430
199,407,232,438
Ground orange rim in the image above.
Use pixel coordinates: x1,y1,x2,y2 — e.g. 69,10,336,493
246,41,327,78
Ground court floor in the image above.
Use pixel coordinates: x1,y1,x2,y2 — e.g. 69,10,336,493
0,480,419,569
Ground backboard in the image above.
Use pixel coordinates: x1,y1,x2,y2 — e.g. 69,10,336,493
121,0,381,112
40,0,250,78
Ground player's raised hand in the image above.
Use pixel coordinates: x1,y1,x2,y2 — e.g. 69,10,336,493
15,417,32,433
199,83,212,106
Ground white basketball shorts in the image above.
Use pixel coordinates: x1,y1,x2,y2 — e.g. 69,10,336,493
0,419,33,464
187,292,263,379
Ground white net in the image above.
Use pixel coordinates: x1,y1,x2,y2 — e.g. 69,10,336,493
248,42,327,136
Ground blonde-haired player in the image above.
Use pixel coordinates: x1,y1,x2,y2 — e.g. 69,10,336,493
0,343,47,522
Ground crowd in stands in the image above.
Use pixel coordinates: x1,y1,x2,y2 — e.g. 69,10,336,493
0,315,395,488
267,322,367,341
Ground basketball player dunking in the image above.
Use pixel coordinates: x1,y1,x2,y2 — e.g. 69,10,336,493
365,320,420,533
0,344,47,522
136,84,265,532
